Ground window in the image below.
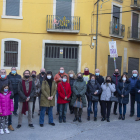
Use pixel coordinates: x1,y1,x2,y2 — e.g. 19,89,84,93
2,0,23,19
1,38,21,70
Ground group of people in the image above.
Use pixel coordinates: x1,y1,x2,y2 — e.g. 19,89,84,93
0,67,140,135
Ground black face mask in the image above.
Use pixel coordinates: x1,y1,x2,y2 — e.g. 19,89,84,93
106,80,111,83
115,72,119,75
32,75,36,78
41,72,45,75
25,75,30,79
78,76,82,79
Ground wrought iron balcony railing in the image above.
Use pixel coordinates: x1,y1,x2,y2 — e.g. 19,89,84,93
127,26,140,41
131,0,140,9
46,15,80,33
109,22,125,38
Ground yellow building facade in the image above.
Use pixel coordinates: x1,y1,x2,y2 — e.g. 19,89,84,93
0,0,139,77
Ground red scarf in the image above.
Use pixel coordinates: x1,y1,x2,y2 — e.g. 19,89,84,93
22,80,32,115
84,71,89,75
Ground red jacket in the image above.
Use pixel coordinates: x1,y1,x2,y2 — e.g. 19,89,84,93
57,82,71,104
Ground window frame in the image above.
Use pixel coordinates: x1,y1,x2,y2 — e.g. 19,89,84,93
1,0,23,19
1,38,21,70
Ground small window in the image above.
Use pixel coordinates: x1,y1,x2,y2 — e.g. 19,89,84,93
4,41,18,67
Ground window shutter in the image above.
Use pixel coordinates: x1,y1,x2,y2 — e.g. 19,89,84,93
113,5,120,18
6,0,20,16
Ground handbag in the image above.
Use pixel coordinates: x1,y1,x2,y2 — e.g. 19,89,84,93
92,95,99,101
61,83,71,101
73,98,83,108
110,93,118,103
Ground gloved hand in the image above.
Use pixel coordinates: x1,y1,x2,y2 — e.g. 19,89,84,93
76,94,81,98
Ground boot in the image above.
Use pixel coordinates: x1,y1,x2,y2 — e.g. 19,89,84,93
78,115,82,122
135,117,140,121
101,118,106,121
8,125,14,131
118,114,122,120
87,116,90,121
94,117,97,121
73,116,78,122
122,115,125,120
107,118,110,122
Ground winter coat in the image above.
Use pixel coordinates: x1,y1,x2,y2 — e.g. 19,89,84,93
57,82,71,104
0,91,14,116
96,75,104,86
101,83,116,101
40,81,56,107
7,72,21,94
86,80,102,101
135,80,140,102
129,76,138,96
18,77,36,102
117,80,131,104
71,78,87,107
111,74,121,96
54,72,69,86
0,77,14,99
32,77,41,97
69,77,75,94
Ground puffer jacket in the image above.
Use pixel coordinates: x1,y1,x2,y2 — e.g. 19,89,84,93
0,91,14,116
71,78,87,107
101,83,116,101
86,80,102,101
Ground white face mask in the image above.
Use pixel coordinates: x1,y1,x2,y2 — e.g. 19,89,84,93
60,70,64,73
47,75,51,79
70,74,73,78
122,77,126,81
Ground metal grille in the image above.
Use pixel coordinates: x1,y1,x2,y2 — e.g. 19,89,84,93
4,41,18,67
63,47,77,59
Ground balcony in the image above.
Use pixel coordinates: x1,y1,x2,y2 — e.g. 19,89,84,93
113,0,123,3
127,27,140,42
46,15,80,33
109,22,125,38
131,0,140,9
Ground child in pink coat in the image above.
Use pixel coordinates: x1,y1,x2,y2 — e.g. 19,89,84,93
0,85,14,135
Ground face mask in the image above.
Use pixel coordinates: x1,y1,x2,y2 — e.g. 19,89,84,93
69,74,73,78
63,79,67,82
91,79,95,82
12,71,16,74
1,75,6,79
25,75,30,79
122,77,126,81
106,80,111,83
133,74,137,77
47,75,52,79
78,76,82,79
41,72,45,75
115,72,119,75
32,75,36,78
4,89,8,92
95,73,100,76
60,70,64,74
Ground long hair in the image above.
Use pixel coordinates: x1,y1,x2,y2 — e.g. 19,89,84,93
1,84,9,93
120,74,129,81
68,70,76,79
104,76,113,84
45,71,54,82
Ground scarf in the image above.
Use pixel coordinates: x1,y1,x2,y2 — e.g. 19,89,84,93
22,80,32,115
113,73,120,85
84,71,89,75
47,79,52,96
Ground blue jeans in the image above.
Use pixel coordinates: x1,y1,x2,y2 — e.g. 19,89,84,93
56,90,59,113
137,102,140,117
39,107,53,124
59,103,68,120
8,115,12,126
87,101,98,117
13,94,19,114
119,103,126,115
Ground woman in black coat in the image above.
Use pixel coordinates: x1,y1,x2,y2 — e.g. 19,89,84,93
135,78,140,121
86,74,101,121
117,74,131,120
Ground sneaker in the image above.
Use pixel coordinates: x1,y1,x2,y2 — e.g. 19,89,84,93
29,124,34,129
5,128,10,134
49,123,55,126
8,125,14,131
16,125,21,129
0,129,4,135
135,117,140,121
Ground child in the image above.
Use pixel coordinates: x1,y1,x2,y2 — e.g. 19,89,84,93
0,85,14,134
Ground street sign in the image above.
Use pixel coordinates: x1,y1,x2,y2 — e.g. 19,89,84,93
109,41,118,58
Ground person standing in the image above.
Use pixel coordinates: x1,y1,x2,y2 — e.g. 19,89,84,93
111,68,121,115
117,74,131,120
37,68,46,115
17,70,35,129
86,74,101,121
68,70,76,114
101,76,116,122
31,71,40,118
57,75,71,123
129,70,138,117
54,67,69,115
40,71,56,127
71,72,87,122
7,67,21,116
0,69,14,131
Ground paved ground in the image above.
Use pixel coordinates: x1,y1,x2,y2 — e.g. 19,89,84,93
1,97,140,140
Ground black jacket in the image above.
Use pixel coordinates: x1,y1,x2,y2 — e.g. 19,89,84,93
117,80,131,104
135,80,140,102
86,80,101,101
96,75,104,86
69,77,75,93
0,77,14,99
7,72,21,94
